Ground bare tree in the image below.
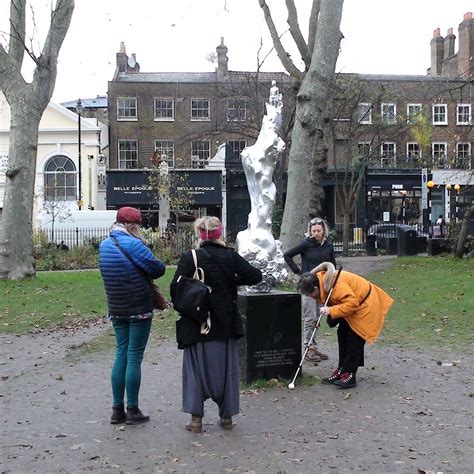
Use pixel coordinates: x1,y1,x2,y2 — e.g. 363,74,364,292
259,0,344,250
0,0,74,279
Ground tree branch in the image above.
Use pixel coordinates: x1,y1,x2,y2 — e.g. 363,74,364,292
285,0,310,69
258,0,303,81
9,0,26,67
32,0,74,104
307,0,321,55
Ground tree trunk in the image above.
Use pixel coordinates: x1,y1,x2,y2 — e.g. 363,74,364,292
454,205,474,258
342,211,350,255
0,100,42,279
279,0,343,250
0,0,75,279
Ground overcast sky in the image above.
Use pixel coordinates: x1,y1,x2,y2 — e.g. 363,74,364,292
1,0,473,103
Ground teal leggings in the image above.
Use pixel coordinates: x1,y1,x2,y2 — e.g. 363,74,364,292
111,318,152,408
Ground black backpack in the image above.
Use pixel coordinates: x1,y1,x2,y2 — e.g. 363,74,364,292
173,249,211,334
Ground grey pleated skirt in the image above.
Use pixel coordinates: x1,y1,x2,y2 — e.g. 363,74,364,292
182,338,240,418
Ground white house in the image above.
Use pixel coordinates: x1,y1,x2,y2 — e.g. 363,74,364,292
0,93,108,227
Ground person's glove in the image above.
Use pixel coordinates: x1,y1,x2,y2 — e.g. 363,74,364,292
327,315,338,328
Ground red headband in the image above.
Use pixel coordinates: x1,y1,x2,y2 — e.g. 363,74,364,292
199,225,222,241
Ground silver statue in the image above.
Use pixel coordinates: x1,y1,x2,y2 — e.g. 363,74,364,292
236,81,288,292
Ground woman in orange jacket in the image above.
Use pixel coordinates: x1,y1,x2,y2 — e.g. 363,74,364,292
297,262,393,388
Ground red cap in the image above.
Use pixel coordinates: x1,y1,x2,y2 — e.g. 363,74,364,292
116,207,142,224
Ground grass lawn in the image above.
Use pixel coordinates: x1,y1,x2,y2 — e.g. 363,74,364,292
0,269,176,335
1,258,472,352
368,256,473,350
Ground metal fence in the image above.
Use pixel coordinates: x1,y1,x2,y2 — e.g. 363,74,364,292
33,227,110,250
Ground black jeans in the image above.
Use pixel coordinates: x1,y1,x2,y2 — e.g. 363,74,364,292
337,319,366,373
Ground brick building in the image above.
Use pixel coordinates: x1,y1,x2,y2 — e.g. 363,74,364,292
106,13,473,238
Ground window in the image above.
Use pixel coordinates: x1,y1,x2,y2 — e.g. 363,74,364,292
44,155,77,201
154,140,175,168
432,142,447,169
357,103,372,124
191,141,210,168
381,103,396,124
0,153,8,173
228,140,247,160
154,98,174,121
380,142,396,167
456,104,471,125
357,142,371,159
407,104,422,124
406,142,421,166
432,104,447,125
191,99,210,120
117,97,137,120
118,140,138,169
227,99,247,121
456,143,471,169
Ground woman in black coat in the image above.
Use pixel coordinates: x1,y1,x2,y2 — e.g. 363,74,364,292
170,216,262,433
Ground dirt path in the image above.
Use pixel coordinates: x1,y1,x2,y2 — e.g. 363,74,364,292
1,256,473,473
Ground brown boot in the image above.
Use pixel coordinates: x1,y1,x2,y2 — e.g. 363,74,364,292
218,417,233,430
304,346,321,363
185,415,202,433
312,347,329,360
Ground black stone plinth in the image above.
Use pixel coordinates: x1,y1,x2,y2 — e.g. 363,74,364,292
237,290,301,384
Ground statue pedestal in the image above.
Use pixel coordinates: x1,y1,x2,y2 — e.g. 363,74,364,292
237,290,301,384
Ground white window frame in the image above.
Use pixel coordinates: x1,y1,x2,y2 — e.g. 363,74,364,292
154,140,175,168
407,104,422,124
191,140,211,168
381,103,397,124
432,142,448,169
227,140,247,160
191,99,210,121
380,142,396,167
227,99,247,122
456,104,472,125
154,98,174,121
406,142,421,165
432,104,447,125
357,103,372,124
0,152,8,173
118,139,138,169
117,97,138,121
456,142,471,169
43,155,77,201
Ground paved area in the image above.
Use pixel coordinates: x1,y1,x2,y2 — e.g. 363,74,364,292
1,255,473,473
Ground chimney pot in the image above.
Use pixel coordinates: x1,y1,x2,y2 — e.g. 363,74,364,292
463,12,472,21
447,27,454,35
433,28,441,37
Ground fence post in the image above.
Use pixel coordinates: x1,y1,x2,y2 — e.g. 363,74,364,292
76,228,79,247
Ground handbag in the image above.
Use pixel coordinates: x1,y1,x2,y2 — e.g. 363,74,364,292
151,283,170,311
173,249,211,335
111,236,169,311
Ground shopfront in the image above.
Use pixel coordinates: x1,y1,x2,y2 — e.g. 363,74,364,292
367,170,423,226
106,169,222,228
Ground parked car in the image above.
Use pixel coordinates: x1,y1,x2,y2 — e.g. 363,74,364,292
367,223,423,247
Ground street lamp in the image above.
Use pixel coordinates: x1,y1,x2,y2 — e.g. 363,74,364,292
76,98,83,210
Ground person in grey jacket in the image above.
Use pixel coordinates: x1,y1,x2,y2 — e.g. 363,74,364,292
284,218,336,363
99,207,166,425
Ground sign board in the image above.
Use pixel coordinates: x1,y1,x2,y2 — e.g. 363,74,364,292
421,168,428,209
106,170,222,208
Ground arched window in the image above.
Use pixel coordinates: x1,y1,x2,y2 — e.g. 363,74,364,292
44,156,77,201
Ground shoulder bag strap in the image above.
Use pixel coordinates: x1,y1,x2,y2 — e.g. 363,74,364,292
111,235,152,284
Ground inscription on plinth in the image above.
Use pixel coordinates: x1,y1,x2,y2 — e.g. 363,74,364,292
238,290,301,384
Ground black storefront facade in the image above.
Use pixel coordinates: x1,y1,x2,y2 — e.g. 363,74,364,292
106,170,223,228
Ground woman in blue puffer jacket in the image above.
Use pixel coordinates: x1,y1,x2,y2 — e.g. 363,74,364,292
99,207,165,425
